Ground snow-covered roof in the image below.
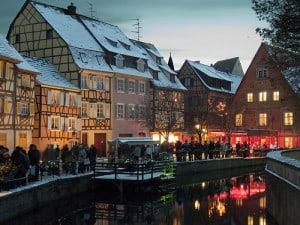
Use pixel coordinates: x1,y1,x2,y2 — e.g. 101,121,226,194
0,34,38,73
80,17,146,59
23,55,79,90
68,46,112,73
133,40,186,91
187,60,242,94
31,2,103,52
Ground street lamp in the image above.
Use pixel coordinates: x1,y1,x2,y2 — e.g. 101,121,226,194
195,124,202,144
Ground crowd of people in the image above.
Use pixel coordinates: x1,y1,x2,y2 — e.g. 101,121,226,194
0,143,97,190
174,140,234,161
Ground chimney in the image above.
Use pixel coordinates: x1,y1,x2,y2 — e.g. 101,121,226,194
67,3,76,15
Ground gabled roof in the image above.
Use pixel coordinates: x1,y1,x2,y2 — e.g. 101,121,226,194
262,43,300,98
187,60,242,94
213,57,239,74
132,40,186,91
0,34,38,73
23,55,79,91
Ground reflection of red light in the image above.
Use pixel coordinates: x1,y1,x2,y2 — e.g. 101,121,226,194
240,184,244,189
213,192,227,200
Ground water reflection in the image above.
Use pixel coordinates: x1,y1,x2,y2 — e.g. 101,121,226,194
6,172,278,225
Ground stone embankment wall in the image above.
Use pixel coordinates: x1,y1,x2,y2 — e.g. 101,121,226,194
0,174,93,223
265,149,300,225
176,157,267,176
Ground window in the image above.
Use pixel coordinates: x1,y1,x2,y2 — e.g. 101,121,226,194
259,113,267,126
117,104,124,119
15,34,20,43
139,105,146,120
21,74,31,88
150,69,158,80
273,91,279,101
115,54,124,68
117,79,125,92
139,81,145,94
258,91,267,102
235,114,242,126
183,78,193,87
69,94,77,107
46,29,53,39
20,103,29,116
97,103,105,118
68,118,76,130
128,80,135,93
284,112,293,125
51,116,60,130
128,104,135,119
256,68,268,78
51,91,60,105
247,93,253,102
284,137,293,148
96,77,104,90
79,52,87,63
81,75,87,89
82,102,88,117
137,59,145,72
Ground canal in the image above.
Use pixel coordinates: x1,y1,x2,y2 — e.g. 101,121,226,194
6,169,279,225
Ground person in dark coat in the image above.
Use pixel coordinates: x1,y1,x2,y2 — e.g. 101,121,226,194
11,146,29,184
28,144,41,181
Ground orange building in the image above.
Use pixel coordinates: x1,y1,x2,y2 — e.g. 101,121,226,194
230,43,300,149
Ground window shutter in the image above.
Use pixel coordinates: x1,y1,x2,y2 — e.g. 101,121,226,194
77,94,81,107
105,77,110,91
60,92,64,106
60,117,64,130
125,78,128,93
47,90,52,104
125,104,128,119
3,99,8,114
105,103,110,118
65,93,70,106
48,116,52,130
76,118,82,130
7,65,12,80
64,118,68,130
86,103,90,117
115,104,118,118
30,103,35,116
115,78,118,91
135,105,139,119
16,102,21,115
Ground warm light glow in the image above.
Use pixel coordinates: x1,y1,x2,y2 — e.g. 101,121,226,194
194,200,200,210
152,134,159,141
248,216,254,225
259,216,266,225
259,197,266,209
195,124,200,130
169,134,176,143
201,182,206,189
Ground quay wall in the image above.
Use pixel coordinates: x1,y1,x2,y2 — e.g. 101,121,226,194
176,157,267,176
265,149,300,225
0,174,93,223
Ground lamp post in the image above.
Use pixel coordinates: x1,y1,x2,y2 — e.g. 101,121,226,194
195,124,202,144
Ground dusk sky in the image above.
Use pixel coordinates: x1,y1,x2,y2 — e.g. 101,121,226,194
0,0,265,71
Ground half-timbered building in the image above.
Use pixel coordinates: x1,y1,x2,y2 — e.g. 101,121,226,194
0,34,39,152
7,1,113,156
177,60,242,143
23,55,81,152
231,43,300,149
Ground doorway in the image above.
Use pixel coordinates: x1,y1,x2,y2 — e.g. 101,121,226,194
94,133,106,157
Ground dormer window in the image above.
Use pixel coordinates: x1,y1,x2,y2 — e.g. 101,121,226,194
115,54,124,68
170,74,175,82
150,68,158,80
137,59,145,72
105,37,117,47
120,41,130,50
79,52,87,63
156,57,161,65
